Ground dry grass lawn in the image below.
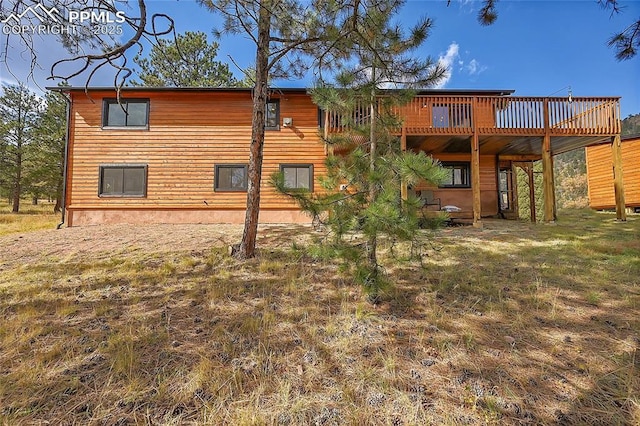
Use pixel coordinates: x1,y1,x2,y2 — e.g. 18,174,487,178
0,202,59,236
0,207,638,425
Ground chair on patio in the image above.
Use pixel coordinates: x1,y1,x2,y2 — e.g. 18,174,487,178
419,190,441,210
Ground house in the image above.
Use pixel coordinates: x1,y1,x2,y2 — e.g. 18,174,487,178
51,87,625,227
586,134,640,213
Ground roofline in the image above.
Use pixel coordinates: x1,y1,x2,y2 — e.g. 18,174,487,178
585,133,638,148
46,86,516,96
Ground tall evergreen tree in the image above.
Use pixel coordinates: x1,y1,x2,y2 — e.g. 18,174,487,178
29,91,67,212
274,0,447,301
131,31,240,87
0,84,41,212
197,0,352,259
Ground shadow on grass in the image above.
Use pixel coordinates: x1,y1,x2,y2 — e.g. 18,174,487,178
386,210,639,424
0,210,638,424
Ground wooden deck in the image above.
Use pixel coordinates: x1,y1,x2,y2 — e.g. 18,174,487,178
326,95,621,155
326,93,625,224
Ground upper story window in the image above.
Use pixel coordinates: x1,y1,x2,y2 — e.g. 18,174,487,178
318,108,326,129
214,164,248,191
440,162,470,188
280,164,313,191
103,99,149,128
99,164,147,197
432,103,472,128
265,99,280,130
432,105,450,128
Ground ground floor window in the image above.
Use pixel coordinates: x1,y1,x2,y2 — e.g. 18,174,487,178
215,164,248,191
280,164,313,191
440,162,471,188
99,164,147,197
499,168,514,210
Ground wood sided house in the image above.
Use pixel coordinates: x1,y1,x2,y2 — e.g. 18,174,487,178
51,87,626,228
586,134,640,212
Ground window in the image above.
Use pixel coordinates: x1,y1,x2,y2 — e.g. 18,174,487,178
433,106,450,128
99,164,147,197
499,168,512,210
440,162,470,188
280,164,313,191
432,103,472,128
103,99,149,128
265,100,280,130
318,107,326,129
215,164,248,191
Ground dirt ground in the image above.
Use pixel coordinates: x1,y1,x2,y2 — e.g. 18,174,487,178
1,223,317,268
1,219,525,268
1,214,637,425
0,217,568,288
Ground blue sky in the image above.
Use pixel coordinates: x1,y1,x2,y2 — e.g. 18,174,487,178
1,0,639,116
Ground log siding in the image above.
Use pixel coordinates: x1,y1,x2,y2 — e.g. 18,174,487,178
67,90,327,220
586,135,640,210
57,87,623,225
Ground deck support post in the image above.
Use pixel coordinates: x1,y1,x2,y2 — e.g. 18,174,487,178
471,97,482,229
527,163,536,222
511,161,519,218
401,125,407,201
542,99,556,223
471,133,482,228
541,134,556,222
611,134,627,221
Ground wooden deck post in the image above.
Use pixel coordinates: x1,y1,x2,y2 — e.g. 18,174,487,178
542,99,556,222
401,125,407,201
541,135,556,222
471,133,482,228
611,134,627,221
527,163,536,222
471,98,482,228
511,162,519,218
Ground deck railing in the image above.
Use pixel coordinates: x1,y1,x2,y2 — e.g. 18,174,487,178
325,95,620,136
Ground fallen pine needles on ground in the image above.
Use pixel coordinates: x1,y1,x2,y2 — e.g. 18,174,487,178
0,209,638,425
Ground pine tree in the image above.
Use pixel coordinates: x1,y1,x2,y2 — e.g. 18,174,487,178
131,31,240,87
0,84,41,212
29,91,67,212
273,0,448,302
198,0,353,258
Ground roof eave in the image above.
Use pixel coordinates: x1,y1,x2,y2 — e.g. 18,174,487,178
46,86,516,97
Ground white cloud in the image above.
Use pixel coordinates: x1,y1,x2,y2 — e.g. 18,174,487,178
432,42,489,88
466,59,487,76
435,42,460,88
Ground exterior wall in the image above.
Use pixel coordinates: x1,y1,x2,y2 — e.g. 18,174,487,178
413,153,499,217
64,89,526,226
586,137,640,209
66,90,326,225
67,208,311,226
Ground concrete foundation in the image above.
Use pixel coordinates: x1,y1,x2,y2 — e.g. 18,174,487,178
66,208,312,227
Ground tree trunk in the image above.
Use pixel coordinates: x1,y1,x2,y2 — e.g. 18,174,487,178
367,71,378,274
12,152,21,213
237,1,271,259
54,179,63,213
